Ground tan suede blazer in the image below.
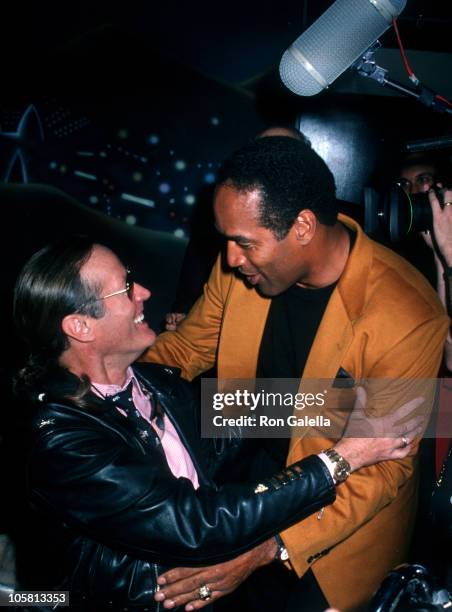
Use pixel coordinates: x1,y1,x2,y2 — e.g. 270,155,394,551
145,215,449,611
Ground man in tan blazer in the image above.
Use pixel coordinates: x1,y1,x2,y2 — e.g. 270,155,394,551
144,137,449,611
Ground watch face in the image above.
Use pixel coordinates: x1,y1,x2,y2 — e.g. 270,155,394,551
324,449,350,483
335,465,348,482
280,547,289,561
334,460,351,482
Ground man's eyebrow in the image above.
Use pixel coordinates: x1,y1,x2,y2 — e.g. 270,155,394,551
214,226,253,243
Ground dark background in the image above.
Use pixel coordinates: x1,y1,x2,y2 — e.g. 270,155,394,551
1,0,452,238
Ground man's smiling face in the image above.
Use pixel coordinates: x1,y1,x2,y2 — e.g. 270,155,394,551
81,246,156,362
214,185,309,297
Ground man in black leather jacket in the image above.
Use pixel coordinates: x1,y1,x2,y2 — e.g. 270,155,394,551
11,237,419,611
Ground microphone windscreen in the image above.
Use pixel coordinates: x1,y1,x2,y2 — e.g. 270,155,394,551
280,0,406,96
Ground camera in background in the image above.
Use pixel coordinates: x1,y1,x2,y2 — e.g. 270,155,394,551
364,185,435,244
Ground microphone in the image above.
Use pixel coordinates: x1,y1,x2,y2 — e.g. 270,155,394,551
280,0,406,97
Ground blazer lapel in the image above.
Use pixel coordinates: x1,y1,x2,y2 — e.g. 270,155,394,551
287,291,354,460
287,214,371,461
217,280,271,379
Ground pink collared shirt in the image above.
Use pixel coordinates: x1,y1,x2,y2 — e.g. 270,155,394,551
92,367,199,489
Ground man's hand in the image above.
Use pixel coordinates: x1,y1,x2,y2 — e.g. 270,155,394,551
165,312,187,332
335,387,424,472
424,186,452,370
428,187,452,266
422,185,452,266
154,538,277,610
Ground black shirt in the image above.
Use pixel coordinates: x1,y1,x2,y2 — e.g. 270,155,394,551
257,281,337,379
258,224,356,379
252,225,355,473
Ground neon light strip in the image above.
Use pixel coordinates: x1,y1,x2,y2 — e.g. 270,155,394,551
120,193,155,208
74,171,97,181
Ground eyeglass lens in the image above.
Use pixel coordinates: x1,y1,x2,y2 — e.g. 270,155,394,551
126,268,134,300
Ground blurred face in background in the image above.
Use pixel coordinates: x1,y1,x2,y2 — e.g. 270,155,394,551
398,162,437,194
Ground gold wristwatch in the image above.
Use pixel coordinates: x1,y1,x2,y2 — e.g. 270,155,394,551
323,448,351,483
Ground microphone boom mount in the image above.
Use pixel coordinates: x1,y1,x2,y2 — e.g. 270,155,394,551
353,42,452,115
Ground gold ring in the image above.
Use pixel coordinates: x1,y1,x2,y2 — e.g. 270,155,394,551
401,436,409,448
199,585,212,601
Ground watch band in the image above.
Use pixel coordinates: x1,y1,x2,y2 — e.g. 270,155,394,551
322,448,351,483
274,533,289,562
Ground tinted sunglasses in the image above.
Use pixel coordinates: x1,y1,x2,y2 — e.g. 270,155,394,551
78,267,134,311
100,267,134,301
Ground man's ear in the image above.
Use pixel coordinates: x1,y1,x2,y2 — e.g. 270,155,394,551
294,210,317,244
62,314,95,343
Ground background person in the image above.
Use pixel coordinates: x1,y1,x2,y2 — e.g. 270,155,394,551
422,187,452,369
397,152,439,195
422,187,452,592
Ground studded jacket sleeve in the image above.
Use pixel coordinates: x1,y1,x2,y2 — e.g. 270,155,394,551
27,401,335,567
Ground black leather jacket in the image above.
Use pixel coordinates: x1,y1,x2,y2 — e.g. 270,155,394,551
14,363,335,611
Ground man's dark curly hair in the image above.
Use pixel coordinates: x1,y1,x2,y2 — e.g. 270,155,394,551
216,136,337,239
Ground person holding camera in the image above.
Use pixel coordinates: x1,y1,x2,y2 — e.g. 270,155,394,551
422,187,452,593
422,187,452,369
